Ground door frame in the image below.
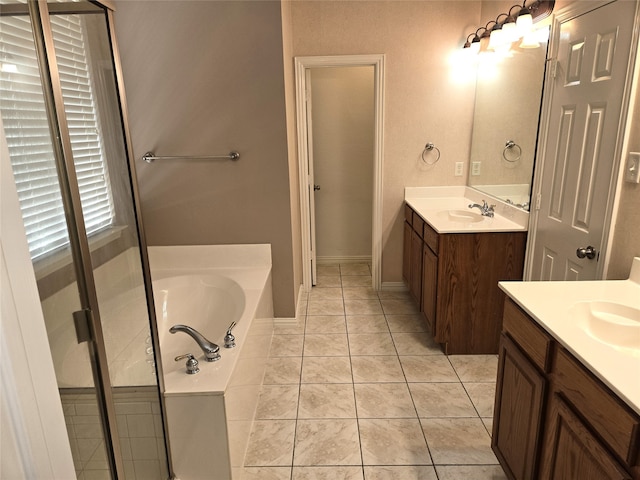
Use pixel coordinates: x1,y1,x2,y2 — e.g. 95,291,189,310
295,54,385,291
525,0,640,280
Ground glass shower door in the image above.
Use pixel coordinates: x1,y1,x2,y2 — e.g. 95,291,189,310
0,1,169,478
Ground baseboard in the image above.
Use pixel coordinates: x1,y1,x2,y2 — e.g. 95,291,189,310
274,317,299,326
317,255,372,265
380,281,408,292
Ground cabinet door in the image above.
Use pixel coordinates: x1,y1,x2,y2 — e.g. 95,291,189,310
403,221,412,285
409,228,423,306
492,334,546,480
540,393,631,480
421,244,437,336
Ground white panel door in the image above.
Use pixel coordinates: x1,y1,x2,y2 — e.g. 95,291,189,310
530,0,637,281
305,69,318,285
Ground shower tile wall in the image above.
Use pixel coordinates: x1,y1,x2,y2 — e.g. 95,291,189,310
62,389,168,480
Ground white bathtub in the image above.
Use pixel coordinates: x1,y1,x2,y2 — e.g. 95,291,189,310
148,244,274,480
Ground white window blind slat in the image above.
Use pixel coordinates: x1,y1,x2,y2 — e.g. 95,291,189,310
1,14,115,260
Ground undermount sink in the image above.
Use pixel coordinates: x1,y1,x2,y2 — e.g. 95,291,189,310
572,301,640,350
440,209,485,224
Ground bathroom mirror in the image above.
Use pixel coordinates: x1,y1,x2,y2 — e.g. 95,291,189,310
467,31,549,210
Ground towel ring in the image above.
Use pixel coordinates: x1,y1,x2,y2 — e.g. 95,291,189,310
503,140,521,163
421,142,441,165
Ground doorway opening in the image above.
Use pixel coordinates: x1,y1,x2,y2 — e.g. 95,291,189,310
295,55,385,291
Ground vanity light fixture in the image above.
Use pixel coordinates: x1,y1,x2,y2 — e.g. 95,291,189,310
462,1,555,54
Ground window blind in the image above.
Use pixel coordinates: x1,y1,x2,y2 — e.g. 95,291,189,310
0,13,114,260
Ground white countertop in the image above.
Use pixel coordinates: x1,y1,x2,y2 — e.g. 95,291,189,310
405,186,528,233
499,258,640,414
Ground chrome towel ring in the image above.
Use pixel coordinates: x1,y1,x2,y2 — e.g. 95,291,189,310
421,142,441,165
503,140,521,163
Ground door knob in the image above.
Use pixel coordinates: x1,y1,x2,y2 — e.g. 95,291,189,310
576,245,597,260
314,184,321,191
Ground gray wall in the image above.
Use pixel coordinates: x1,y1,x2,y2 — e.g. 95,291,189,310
114,0,296,316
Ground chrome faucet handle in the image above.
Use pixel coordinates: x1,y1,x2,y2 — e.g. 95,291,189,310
175,353,200,374
224,321,237,348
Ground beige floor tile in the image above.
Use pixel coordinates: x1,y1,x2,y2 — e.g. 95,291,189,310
359,418,431,466
409,383,477,418
255,385,299,420
421,418,498,465
341,276,373,287
307,299,345,316
309,287,343,300
340,263,371,275
301,356,352,383
391,332,441,355
435,465,507,480
354,383,416,418
342,287,378,300
385,314,427,333
399,356,458,382
363,466,437,480
242,467,292,480
377,291,413,300
349,333,396,356
305,315,347,334
263,357,302,385
351,356,405,383
449,355,498,382
464,383,496,417
270,334,304,357
315,275,342,288
293,466,364,480
304,334,349,356
344,299,384,315
244,420,296,466
294,419,361,466
317,265,340,275
380,298,420,315
481,417,494,437
298,384,356,419
346,315,389,333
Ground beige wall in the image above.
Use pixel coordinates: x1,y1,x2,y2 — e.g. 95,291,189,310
311,66,375,261
289,1,481,284
113,0,296,317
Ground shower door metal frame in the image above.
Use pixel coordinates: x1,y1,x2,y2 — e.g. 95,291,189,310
9,1,171,478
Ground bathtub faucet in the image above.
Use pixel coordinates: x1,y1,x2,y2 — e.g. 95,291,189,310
169,324,221,362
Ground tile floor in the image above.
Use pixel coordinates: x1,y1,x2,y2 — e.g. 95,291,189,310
242,264,508,480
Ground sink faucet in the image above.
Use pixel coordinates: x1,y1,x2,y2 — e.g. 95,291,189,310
169,324,221,361
468,200,495,217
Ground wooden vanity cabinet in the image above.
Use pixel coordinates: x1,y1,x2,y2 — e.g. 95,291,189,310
493,298,640,480
402,202,526,354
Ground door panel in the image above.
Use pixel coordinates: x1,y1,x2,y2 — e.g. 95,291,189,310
531,1,637,280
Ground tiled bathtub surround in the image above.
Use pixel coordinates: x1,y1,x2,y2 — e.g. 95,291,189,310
242,264,507,480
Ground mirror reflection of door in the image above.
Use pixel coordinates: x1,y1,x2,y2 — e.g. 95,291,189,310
529,0,637,281
308,66,375,283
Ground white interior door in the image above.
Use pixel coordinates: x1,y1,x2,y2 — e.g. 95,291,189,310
529,0,637,281
305,69,318,286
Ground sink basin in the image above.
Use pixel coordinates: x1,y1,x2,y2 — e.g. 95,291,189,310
439,209,485,224
571,301,640,349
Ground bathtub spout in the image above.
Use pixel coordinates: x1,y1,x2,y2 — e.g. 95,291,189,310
169,324,221,362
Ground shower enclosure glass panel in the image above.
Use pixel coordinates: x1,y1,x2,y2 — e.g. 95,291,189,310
0,1,169,478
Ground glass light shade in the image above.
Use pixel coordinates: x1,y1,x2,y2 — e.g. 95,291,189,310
502,21,519,43
520,32,540,49
470,39,481,54
516,12,533,36
489,28,506,50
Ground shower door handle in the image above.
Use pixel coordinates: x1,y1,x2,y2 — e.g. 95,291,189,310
73,308,93,343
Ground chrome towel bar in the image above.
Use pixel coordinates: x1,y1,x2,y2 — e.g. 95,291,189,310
142,151,240,163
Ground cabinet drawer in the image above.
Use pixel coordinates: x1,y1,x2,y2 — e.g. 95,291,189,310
404,203,413,223
554,348,640,465
422,222,439,253
412,212,425,238
503,298,552,372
